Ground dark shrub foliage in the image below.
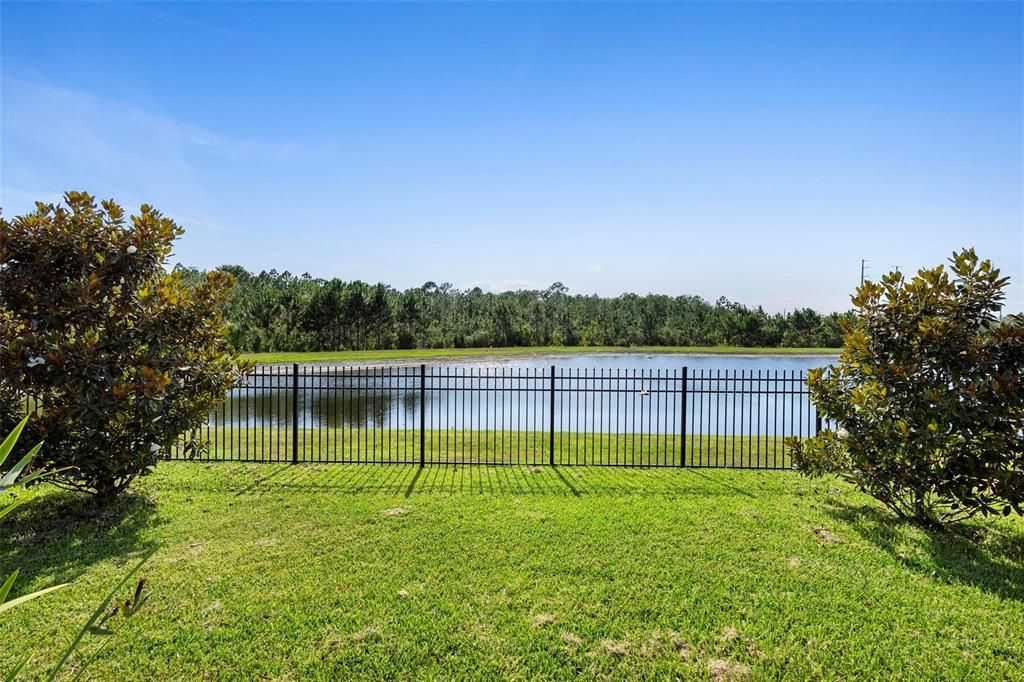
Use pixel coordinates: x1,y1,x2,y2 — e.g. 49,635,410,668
0,192,250,499
788,249,1023,525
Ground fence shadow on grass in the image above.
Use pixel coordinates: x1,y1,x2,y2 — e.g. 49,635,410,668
162,461,768,500
826,502,1024,604
0,491,160,598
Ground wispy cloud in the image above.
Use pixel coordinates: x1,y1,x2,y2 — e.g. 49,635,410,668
1,77,302,224
0,186,63,212
120,4,238,37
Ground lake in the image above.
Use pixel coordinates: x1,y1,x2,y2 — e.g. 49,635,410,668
209,353,834,436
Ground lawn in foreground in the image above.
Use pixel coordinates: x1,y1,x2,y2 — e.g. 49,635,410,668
1,464,1022,680
177,428,796,469
242,345,841,365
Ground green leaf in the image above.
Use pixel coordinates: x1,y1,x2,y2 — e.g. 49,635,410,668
0,443,44,494
0,416,29,468
0,499,24,523
0,569,18,606
0,581,70,614
2,653,32,682
46,545,159,681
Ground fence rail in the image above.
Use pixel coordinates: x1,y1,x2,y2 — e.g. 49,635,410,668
169,364,822,469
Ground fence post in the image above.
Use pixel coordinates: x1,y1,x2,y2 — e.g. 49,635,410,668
815,414,822,435
549,365,556,466
291,363,299,464
680,366,688,467
419,364,426,467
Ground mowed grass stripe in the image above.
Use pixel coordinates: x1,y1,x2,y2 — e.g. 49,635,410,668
170,429,794,468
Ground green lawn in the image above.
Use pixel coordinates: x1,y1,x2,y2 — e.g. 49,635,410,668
2,464,1022,680
242,345,841,365
175,428,794,469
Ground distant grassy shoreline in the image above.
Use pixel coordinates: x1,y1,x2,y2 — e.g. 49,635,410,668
242,345,841,365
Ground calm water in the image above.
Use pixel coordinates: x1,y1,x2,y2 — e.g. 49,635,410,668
449,353,829,374
210,353,833,436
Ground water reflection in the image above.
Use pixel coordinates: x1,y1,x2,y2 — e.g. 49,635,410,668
208,354,830,437
215,390,419,429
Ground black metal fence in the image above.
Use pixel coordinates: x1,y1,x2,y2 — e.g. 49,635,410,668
169,364,821,469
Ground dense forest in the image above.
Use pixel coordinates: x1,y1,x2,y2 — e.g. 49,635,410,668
177,266,852,352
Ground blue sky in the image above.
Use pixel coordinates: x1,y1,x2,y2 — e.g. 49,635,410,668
2,2,1021,312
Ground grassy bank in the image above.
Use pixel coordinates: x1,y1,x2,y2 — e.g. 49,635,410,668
241,346,841,365
2,464,1021,680
174,428,794,469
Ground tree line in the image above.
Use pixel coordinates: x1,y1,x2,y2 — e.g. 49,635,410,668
176,265,852,352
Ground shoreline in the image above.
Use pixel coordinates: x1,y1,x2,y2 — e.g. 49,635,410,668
242,346,841,367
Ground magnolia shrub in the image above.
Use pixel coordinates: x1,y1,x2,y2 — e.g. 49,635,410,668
788,249,1023,525
0,192,251,499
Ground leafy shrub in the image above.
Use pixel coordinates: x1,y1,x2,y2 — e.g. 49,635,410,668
788,249,1023,525
0,192,250,499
